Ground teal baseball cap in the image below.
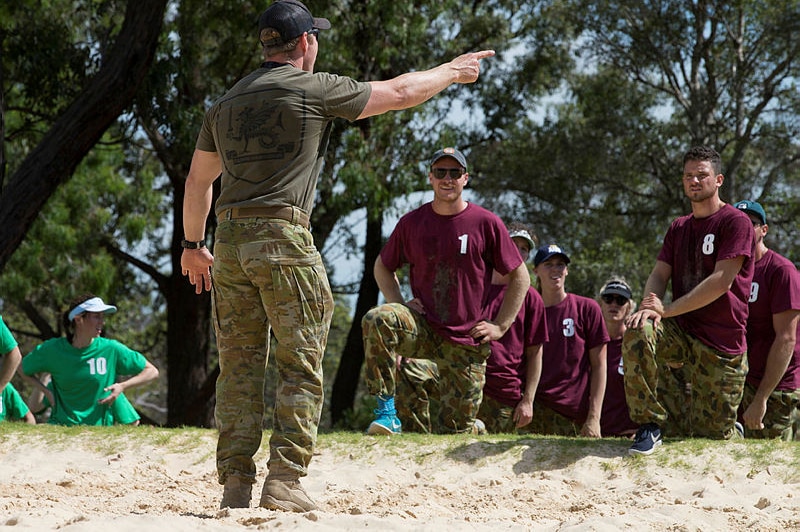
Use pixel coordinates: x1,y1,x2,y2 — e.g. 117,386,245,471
734,200,766,225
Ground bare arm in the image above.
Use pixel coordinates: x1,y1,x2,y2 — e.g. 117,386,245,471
514,343,542,428
100,361,159,405
471,263,531,343
743,309,800,430
580,343,607,438
180,149,221,294
22,410,36,424
661,256,745,318
0,346,21,392
373,256,404,304
358,50,495,119
627,261,671,329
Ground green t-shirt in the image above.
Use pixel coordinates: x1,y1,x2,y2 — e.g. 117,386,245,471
0,316,19,355
197,65,371,216
39,381,140,424
0,382,29,421
22,337,147,426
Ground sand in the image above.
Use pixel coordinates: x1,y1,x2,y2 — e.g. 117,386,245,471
1,426,798,531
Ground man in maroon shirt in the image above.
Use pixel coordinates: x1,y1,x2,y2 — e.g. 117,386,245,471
734,200,800,440
623,146,755,455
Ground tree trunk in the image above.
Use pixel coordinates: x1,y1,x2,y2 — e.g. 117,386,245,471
330,211,383,426
0,0,167,270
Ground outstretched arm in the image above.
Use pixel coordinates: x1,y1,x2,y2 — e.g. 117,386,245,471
358,50,495,119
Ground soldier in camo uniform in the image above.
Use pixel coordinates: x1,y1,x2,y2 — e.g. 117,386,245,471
180,0,496,513
623,146,755,455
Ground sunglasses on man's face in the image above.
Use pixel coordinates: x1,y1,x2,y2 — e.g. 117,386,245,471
432,167,465,180
308,28,320,41
602,294,629,306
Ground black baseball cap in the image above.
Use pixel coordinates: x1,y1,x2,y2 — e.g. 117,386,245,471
600,280,632,300
258,0,331,47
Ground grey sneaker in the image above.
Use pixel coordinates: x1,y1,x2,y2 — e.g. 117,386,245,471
472,418,487,435
259,478,318,512
220,476,252,509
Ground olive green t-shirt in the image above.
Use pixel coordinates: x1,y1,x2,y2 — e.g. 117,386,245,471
196,64,371,217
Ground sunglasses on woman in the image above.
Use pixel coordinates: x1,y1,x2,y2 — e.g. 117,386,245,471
602,294,629,305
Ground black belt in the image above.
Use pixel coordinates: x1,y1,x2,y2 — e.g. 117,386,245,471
218,205,310,229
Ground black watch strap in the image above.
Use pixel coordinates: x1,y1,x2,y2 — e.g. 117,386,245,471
181,239,206,249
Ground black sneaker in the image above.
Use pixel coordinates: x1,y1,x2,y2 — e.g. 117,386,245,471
629,423,662,456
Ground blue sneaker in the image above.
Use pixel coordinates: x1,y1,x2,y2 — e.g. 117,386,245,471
734,421,744,438
367,395,402,435
629,423,662,456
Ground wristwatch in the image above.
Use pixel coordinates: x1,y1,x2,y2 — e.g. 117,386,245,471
181,239,206,249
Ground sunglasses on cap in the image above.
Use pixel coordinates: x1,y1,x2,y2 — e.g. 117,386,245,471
432,167,465,180
602,294,629,305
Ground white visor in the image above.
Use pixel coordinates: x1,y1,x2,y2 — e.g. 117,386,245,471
68,297,117,322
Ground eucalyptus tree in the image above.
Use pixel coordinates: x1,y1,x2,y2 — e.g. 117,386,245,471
0,0,168,420
472,0,800,298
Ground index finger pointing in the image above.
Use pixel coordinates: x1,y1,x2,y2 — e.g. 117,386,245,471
473,50,496,60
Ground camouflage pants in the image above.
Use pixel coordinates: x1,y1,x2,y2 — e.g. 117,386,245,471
476,394,518,434
622,318,747,439
520,403,579,436
396,358,440,433
739,382,800,441
362,303,490,433
212,218,332,484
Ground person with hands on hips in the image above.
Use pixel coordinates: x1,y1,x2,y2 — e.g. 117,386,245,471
21,294,158,426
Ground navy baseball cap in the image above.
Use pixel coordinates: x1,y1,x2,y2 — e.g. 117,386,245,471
734,200,766,225
430,147,468,170
259,0,331,47
533,244,571,267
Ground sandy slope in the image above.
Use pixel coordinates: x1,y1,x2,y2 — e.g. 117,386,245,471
1,426,798,531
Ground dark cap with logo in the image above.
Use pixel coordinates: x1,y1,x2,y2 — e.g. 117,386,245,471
430,147,468,170
259,0,331,47
600,280,632,300
533,244,571,267
734,199,767,225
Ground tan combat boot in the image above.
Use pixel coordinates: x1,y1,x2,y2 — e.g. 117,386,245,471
259,476,317,512
219,476,252,509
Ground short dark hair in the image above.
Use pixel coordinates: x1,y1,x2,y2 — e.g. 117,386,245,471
683,145,722,175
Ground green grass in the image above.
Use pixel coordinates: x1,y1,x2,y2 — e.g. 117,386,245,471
2,423,797,481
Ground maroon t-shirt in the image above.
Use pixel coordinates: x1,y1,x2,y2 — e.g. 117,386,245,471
380,202,523,345
745,249,800,391
536,294,609,421
484,285,549,407
658,204,755,354
600,337,638,436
